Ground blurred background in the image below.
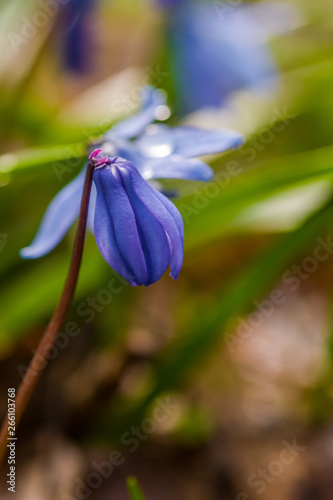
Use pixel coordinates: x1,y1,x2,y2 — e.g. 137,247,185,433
1,0,333,498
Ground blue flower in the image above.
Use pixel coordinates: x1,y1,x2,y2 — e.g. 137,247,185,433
158,0,295,113
93,157,183,286
61,0,95,73
21,87,244,285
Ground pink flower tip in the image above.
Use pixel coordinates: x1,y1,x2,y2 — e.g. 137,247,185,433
95,155,108,167
89,149,102,160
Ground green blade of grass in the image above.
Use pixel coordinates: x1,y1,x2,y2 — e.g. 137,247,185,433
0,142,86,177
179,145,333,249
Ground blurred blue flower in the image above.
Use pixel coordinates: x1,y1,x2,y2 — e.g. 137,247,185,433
157,0,296,113
60,0,95,73
21,87,244,285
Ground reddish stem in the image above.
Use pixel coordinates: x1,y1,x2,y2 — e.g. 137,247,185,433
0,160,95,466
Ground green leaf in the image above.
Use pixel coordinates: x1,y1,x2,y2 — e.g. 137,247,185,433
0,142,86,176
179,145,333,249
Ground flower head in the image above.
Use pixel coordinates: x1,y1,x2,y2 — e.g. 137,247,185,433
21,87,244,285
93,157,183,286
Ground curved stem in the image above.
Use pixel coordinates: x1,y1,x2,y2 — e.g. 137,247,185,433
0,161,95,466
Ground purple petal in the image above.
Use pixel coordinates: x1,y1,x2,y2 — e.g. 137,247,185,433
151,188,184,280
124,163,184,281
105,87,167,141
141,155,214,182
136,125,244,159
20,167,86,259
119,171,172,284
93,165,149,285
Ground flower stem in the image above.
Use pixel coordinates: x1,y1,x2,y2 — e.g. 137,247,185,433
0,161,95,466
